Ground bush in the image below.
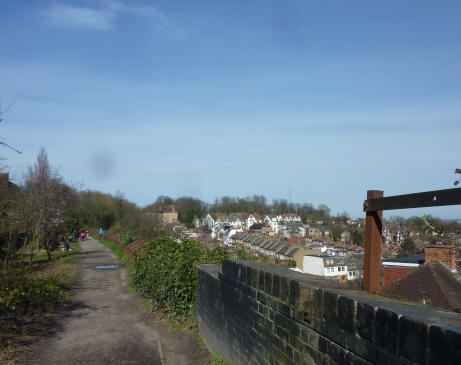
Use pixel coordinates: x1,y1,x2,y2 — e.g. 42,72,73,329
211,353,229,365
0,273,68,314
132,237,228,320
120,232,134,246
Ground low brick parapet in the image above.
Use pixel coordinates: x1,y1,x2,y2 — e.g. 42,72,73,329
197,259,461,365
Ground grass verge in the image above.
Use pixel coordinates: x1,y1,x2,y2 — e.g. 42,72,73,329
0,242,81,364
98,238,132,270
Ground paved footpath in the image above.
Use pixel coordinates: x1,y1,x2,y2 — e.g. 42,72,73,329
21,238,210,365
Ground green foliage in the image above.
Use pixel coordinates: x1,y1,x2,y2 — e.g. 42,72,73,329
288,259,296,267
236,245,247,260
211,353,229,365
99,239,132,269
120,231,134,246
27,241,81,263
397,238,417,257
0,273,68,314
351,229,364,247
419,215,444,236
175,197,206,228
132,237,228,321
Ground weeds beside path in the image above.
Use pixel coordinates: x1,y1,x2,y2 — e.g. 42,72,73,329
0,242,81,364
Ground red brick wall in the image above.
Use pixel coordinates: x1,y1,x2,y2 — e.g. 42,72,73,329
383,267,415,285
424,246,456,270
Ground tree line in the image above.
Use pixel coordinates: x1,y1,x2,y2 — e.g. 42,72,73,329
0,148,155,274
145,195,337,228
1,147,342,273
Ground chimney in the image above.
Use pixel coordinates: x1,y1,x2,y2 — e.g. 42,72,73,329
424,244,457,271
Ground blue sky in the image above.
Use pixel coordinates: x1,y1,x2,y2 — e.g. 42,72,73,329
1,0,461,219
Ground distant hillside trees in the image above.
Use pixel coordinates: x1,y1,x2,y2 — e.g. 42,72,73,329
397,238,417,257
144,194,333,227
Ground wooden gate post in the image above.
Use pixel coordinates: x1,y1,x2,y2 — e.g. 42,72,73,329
363,190,383,293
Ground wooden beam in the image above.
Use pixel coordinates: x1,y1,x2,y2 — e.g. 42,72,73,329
363,190,383,293
363,188,461,212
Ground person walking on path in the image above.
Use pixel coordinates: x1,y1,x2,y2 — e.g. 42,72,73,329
99,227,104,239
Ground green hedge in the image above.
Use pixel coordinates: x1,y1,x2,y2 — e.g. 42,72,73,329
132,237,227,320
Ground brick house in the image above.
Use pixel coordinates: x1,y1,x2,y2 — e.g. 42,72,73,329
382,243,458,285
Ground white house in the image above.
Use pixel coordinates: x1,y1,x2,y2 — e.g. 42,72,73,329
269,217,279,234
224,228,243,246
246,214,258,230
302,255,348,281
203,214,215,230
298,226,306,237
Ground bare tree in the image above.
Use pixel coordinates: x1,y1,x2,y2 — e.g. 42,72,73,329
23,148,68,261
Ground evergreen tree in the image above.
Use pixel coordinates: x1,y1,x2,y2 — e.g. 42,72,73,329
397,238,417,257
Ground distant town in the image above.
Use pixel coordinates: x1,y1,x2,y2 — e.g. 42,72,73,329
2,169,461,310
139,195,461,310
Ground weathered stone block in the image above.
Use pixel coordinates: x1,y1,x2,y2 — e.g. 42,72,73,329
258,268,265,291
246,265,257,288
356,301,375,341
280,275,289,299
272,273,281,298
222,259,238,281
347,335,375,363
264,272,273,295
275,325,290,343
274,313,300,337
398,316,428,364
375,308,399,354
324,291,338,324
338,295,355,334
375,347,398,365
291,308,305,323
237,262,247,283
313,288,324,319
325,339,351,364
277,301,292,317
289,279,301,306
429,325,461,365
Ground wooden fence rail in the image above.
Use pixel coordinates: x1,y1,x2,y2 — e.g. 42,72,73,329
362,187,461,293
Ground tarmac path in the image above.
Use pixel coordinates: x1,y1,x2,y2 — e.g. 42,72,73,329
21,238,210,365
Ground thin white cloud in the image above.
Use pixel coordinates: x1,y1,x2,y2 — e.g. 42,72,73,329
42,1,184,36
43,3,115,31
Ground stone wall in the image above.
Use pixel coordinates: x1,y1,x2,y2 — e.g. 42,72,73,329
197,259,461,365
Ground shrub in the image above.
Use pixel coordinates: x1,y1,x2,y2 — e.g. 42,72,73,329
132,237,227,320
120,231,134,246
211,353,229,365
0,273,68,314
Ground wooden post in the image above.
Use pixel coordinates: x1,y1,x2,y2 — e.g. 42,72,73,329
363,190,383,293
